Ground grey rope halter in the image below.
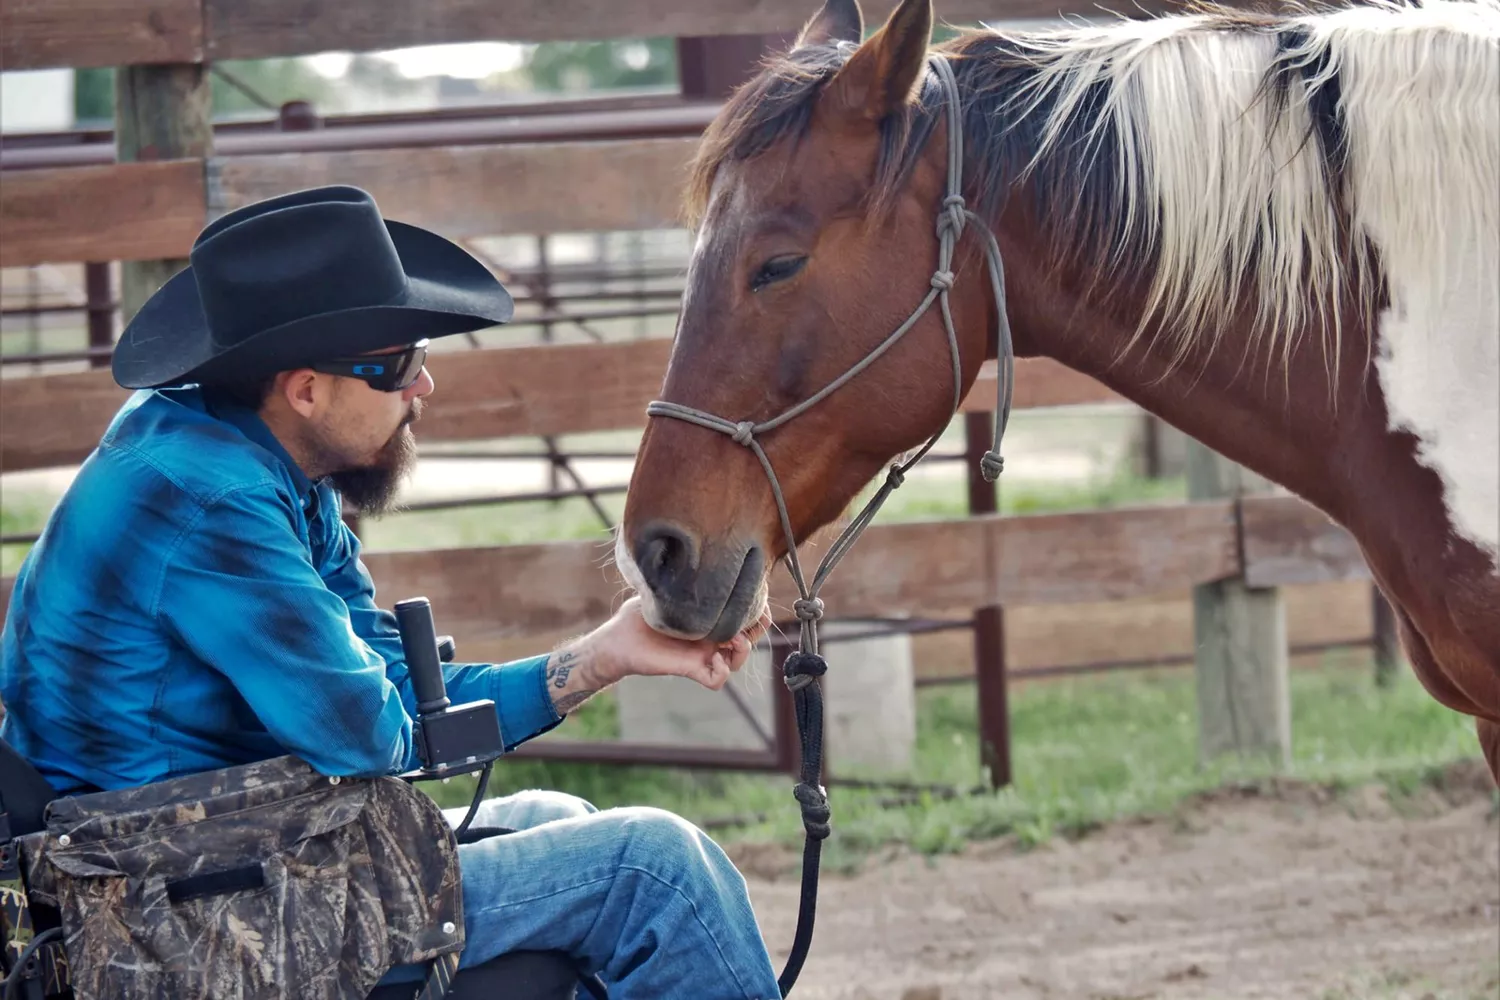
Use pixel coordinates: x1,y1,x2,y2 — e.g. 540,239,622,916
647,53,1017,657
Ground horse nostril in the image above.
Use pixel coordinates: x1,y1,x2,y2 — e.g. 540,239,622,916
635,522,697,594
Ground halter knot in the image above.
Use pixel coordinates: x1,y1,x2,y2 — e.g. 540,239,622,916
938,194,967,239
793,597,825,622
930,270,955,291
980,450,1005,482
731,421,755,446
885,466,906,490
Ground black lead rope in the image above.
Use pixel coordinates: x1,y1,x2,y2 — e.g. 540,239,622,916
777,651,832,996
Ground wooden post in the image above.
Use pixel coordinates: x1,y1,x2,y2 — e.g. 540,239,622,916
115,65,212,324
1139,412,1164,478
676,34,794,101
1137,412,1186,479
84,262,114,368
1372,587,1403,687
965,412,1012,789
1186,440,1291,768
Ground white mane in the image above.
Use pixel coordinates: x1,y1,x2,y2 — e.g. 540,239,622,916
991,0,1499,365
992,0,1500,559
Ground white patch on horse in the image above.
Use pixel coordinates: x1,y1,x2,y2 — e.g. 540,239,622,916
1325,0,1500,564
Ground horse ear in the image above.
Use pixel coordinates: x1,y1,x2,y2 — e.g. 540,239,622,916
822,0,932,122
796,0,864,48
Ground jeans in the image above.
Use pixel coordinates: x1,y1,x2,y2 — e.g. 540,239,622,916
377,789,782,999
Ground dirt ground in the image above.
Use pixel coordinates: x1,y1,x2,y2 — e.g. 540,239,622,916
739,762,1500,1000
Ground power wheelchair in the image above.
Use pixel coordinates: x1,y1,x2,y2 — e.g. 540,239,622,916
0,598,605,1000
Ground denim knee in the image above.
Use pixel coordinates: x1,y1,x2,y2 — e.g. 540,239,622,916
483,788,598,829
611,806,741,885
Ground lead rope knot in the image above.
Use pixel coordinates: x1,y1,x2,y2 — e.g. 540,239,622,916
792,782,831,841
731,421,755,446
792,597,824,622
980,451,1005,482
929,270,955,291
783,648,827,695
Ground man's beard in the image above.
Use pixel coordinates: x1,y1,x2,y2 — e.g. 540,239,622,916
326,405,420,516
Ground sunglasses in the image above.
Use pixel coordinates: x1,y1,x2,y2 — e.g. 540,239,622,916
311,339,429,392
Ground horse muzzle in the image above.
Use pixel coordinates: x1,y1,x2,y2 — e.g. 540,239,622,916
617,521,767,642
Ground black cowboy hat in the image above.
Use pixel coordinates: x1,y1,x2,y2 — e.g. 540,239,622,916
111,185,514,389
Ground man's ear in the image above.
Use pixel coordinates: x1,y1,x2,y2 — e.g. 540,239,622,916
796,0,864,48
277,369,321,419
821,0,932,122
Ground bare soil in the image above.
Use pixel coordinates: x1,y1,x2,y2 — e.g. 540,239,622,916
740,762,1500,1000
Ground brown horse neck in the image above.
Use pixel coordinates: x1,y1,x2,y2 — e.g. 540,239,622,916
1007,275,1378,523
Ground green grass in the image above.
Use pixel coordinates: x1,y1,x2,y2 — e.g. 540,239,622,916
1,494,52,575
1318,961,1500,1000
421,652,1483,870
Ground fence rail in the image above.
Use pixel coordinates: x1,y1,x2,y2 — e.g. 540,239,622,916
1,0,1212,72
0,137,702,268
0,495,1369,645
0,339,1120,473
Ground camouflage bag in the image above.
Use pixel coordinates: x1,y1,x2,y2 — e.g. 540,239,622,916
19,755,464,1000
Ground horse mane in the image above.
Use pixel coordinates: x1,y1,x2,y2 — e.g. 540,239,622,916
688,0,1500,377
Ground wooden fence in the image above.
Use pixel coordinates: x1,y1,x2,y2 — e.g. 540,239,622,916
0,342,1113,472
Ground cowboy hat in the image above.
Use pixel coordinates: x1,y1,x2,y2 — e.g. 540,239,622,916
111,185,514,390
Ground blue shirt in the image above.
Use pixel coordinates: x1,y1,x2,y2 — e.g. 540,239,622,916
0,386,561,796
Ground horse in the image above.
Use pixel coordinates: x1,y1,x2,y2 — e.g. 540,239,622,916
615,0,1500,779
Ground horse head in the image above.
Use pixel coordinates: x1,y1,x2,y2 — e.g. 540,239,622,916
616,0,1003,641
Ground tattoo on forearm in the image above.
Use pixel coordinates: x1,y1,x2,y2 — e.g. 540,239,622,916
546,647,601,715
546,649,578,689
553,690,597,715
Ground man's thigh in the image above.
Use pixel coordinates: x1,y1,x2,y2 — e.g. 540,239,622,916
376,788,607,983
441,788,598,834
448,794,634,968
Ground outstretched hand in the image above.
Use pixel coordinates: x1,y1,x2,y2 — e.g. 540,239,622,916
543,597,773,716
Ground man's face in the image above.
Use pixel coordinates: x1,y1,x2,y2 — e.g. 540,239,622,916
301,345,435,515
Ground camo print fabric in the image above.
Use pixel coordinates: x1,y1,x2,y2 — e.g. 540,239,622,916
23,755,463,1000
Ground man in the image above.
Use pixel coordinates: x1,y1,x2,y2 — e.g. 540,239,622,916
0,186,782,999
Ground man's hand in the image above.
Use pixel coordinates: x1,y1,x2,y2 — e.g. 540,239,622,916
543,596,772,716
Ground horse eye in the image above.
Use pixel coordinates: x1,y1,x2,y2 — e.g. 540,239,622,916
750,255,808,292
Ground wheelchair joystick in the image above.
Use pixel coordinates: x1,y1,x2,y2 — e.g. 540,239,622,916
393,597,504,778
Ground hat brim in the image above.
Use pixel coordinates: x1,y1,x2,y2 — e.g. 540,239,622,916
111,220,515,390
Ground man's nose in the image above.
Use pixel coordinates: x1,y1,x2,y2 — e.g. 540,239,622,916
405,366,435,400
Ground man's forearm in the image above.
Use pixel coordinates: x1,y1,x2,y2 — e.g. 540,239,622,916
544,640,612,716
